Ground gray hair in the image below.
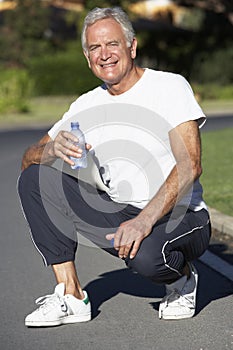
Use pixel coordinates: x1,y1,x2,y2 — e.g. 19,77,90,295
81,7,136,53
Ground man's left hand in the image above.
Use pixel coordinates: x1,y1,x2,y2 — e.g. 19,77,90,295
106,217,152,259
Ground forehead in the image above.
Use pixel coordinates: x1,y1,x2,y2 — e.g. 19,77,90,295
86,18,126,44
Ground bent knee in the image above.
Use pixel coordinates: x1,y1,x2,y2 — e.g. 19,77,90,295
126,252,182,284
17,165,44,202
18,164,40,191
127,254,165,284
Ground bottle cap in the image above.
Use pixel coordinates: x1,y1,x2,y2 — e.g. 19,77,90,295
71,122,79,128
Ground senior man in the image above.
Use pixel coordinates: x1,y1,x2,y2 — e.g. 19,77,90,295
18,7,211,327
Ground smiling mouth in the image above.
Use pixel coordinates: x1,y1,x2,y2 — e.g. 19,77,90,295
101,61,118,68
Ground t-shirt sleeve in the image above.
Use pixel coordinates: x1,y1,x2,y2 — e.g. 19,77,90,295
48,98,80,139
47,86,103,139
164,74,206,130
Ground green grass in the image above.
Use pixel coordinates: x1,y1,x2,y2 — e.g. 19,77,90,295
200,99,233,116
193,84,233,101
0,95,76,129
201,128,233,216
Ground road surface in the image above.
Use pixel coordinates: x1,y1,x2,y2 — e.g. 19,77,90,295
0,116,232,350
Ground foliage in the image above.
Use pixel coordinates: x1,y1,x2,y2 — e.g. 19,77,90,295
0,0,51,67
0,95,76,126
193,84,233,101
0,69,31,113
190,47,233,85
0,0,232,95
202,127,233,217
171,0,233,82
76,0,138,36
174,0,232,16
134,0,233,84
83,0,138,11
27,41,101,96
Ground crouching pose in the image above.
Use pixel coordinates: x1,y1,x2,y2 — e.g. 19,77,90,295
18,7,211,327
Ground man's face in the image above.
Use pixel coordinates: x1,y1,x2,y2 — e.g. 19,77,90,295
84,18,137,88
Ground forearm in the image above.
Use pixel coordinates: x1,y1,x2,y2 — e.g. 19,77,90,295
21,130,92,171
106,163,200,260
138,162,201,226
21,138,56,171
138,120,203,227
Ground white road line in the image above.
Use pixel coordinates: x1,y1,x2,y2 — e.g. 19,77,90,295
199,250,233,282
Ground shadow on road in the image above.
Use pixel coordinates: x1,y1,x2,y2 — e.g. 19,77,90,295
84,268,164,319
84,261,233,319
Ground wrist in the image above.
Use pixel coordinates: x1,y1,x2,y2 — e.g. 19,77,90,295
137,210,156,228
47,141,56,158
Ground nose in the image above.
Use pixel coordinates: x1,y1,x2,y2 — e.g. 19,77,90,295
100,46,111,60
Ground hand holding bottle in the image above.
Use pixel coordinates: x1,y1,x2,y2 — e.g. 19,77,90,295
69,122,88,169
52,126,91,167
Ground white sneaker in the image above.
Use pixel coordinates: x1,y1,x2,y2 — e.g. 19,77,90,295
25,283,91,327
159,263,198,320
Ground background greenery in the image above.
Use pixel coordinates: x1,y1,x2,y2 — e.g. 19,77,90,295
0,0,232,113
0,0,232,216
27,42,101,96
202,128,233,217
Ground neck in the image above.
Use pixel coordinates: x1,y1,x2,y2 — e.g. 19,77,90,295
106,66,145,96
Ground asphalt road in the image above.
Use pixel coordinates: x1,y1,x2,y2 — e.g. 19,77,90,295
202,114,233,132
0,116,232,350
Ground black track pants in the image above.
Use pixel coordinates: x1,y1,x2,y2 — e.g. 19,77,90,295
18,164,211,284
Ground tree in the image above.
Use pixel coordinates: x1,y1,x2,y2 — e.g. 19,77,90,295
172,0,233,83
76,0,138,30
125,0,233,83
172,0,233,52
0,0,51,67
174,0,233,22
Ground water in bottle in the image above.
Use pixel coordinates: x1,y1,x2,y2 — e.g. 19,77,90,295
70,122,87,169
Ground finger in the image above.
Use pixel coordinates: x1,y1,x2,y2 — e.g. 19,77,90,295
61,131,78,143
122,243,134,259
54,139,83,161
106,233,115,241
118,245,126,259
54,142,81,163
61,132,88,154
56,132,79,152
129,240,142,259
63,139,82,153
54,149,75,166
115,226,136,248
113,227,123,249
106,233,115,246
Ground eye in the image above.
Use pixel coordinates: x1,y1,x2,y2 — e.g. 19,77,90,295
89,45,100,52
108,41,119,47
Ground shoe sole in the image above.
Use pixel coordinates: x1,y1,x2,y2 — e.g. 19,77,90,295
160,309,195,320
25,314,91,327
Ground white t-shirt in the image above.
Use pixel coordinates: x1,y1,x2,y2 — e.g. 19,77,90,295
48,68,207,211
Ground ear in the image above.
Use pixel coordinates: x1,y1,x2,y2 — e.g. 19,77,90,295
130,38,137,59
83,50,91,68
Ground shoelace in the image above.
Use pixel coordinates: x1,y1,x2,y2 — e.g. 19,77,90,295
35,293,68,313
163,289,194,308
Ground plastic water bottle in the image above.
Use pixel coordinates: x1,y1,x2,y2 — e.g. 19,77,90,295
70,122,87,169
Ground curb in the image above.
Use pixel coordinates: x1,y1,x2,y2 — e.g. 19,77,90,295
209,207,233,237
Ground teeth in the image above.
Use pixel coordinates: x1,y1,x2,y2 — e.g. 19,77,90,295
102,63,116,68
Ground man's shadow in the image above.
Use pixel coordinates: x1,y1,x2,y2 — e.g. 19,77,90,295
84,260,233,319
84,267,163,319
